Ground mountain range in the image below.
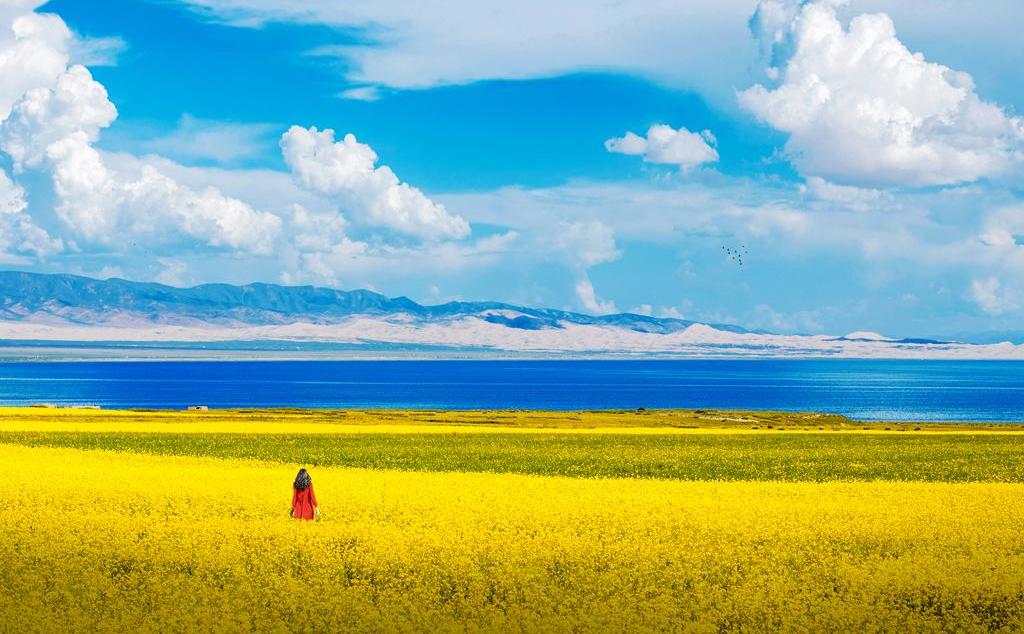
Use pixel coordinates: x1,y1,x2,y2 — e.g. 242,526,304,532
0,271,1020,359
0,270,744,334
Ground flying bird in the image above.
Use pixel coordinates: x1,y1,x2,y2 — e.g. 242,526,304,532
721,245,748,267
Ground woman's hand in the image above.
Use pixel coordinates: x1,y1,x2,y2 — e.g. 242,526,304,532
289,508,294,518
314,507,321,521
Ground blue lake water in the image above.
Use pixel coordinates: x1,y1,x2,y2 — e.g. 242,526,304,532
1,359,1023,421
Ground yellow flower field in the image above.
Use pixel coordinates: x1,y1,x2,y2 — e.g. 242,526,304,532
2,439,1024,632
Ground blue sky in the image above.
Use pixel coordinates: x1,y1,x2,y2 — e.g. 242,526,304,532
1,0,1023,338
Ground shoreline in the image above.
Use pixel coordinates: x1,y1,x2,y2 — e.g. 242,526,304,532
5,344,1024,362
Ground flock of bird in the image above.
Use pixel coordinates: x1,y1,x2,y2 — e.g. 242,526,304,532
721,245,748,267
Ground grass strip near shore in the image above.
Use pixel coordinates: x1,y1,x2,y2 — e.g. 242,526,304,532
6,406,1024,432
6,407,1024,432
4,429,1024,482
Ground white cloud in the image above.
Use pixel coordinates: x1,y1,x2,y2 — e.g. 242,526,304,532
278,203,368,286
740,1,1024,188
52,138,282,252
92,156,511,289
575,275,616,315
280,125,470,240
1,64,117,169
130,156,331,218
968,205,1024,316
747,0,802,68
556,220,619,269
605,124,719,170
281,228,518,288
0,5,289,259
630,304,689,319
799,177,889,211
978,207,1024,252
338,86,380,102
441,178,1013,285
93,265,124,279
287,204,352,253
971,277,1016,315
173,1,756,102
0,60,281,253
748,303,825,333
656,306,685,319
154,257,191,287
69,34,127,67
0,9,72,121
0,167,62,261
551,220,619,315
132,115,277,166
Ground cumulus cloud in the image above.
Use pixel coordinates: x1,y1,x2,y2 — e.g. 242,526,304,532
277,204,368,285
740,0,1024,188
54,137,282,251
605,124,718,170
0,63,281,253
94,157,503,289
281,125,469,240
557,220,619,268
575,275,617,315
0,7,72,121
0,167,62,261
1,64,117,169
0,4,283,258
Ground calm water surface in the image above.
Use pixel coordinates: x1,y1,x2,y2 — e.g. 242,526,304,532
0,359,1022,422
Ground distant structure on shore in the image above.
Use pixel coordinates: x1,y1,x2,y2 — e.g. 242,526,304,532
30,403,100,409
187,405,209,411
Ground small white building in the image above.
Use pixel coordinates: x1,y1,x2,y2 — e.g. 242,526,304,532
187,405,209,411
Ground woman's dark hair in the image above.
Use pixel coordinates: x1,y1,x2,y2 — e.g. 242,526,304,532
294,468,312,491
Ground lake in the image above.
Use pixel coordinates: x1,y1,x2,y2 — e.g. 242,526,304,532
0,359,1023,421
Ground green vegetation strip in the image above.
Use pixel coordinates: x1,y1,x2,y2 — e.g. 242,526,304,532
5,431,1024,482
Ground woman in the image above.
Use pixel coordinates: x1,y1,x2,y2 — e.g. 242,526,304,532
290,468,320,521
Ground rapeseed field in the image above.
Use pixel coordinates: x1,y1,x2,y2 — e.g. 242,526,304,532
1,408,1023,632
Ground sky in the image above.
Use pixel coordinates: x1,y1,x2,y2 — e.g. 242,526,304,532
1,0,1023,339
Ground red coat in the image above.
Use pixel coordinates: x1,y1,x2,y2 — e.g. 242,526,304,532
292,484,318,520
